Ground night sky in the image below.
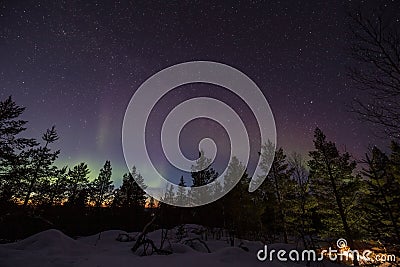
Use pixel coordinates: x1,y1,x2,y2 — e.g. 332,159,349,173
1,0,399,186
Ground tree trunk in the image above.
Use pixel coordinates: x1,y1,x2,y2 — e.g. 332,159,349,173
324,153,359,266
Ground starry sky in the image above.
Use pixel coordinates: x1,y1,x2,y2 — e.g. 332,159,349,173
1,0,399,186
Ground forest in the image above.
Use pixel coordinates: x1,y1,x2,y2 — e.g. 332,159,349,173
0,94,399,262
1,5,400,266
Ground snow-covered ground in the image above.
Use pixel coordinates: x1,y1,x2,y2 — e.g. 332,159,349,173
0,225,342,267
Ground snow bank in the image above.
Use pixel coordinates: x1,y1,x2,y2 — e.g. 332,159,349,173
3,229,93,255
0,226,338,267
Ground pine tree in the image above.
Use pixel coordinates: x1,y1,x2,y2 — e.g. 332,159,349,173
22,126,60,207
0,96,37,203
308,128,362,265
66,162,90,207
30,164,60,206
90,160,114,207
113,166,147,210
47,166,69,206
0,96,36,161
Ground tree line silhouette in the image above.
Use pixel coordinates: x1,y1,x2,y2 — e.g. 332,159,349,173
0,96,399,262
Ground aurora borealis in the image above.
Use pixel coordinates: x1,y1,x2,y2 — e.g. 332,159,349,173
1,0,399,186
